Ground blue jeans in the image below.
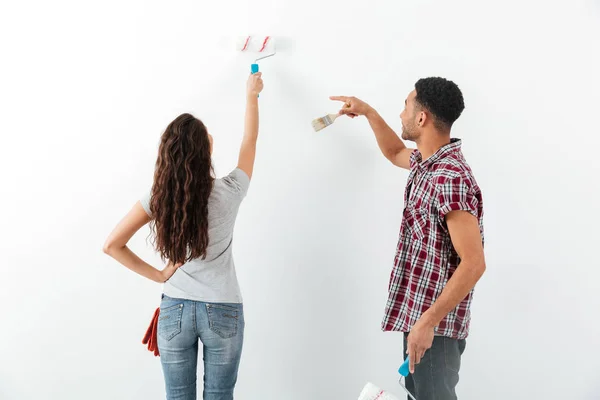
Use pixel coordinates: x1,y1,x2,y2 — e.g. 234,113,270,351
158,295,244,400
403,333,466,400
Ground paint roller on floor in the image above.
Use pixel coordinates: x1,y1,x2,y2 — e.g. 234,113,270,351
357,357,417,400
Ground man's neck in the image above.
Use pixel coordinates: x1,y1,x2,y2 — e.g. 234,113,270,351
416,131,452,161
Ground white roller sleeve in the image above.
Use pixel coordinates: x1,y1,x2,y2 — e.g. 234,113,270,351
358,383,401,400
235,36,276,53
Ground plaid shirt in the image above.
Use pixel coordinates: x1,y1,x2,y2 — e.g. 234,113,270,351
381,139,484,340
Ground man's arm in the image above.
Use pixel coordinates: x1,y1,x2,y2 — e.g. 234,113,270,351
420,210,486,327
330,96,413,170
406,209,485,372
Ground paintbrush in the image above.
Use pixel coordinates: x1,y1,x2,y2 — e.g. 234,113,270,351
312,102,357,132
311,113,341,132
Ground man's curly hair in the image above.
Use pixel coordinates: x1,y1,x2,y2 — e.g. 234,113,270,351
414,77,465,131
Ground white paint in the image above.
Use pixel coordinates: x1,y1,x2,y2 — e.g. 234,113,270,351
234,36,276,54
358,382,402,400
1,0,599,399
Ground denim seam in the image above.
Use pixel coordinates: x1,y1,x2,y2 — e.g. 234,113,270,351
430,340,437,400
192,301,197,336
160,303,183,313
443,337,448,372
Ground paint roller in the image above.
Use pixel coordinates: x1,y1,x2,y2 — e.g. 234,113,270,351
235,35,276,76
357,357,417,400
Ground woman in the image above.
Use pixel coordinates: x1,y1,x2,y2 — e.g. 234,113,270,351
103,72,264,400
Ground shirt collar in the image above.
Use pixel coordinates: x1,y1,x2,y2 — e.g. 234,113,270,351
411,138,462,169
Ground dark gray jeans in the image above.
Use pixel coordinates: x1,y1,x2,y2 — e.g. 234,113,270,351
403,333,466,400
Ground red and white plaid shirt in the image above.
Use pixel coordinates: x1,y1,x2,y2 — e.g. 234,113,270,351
381,139,484,340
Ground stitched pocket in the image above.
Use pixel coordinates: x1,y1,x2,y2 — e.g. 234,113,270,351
443,337,463,374
158,303,183,341
405,205,429,241
206,304,239,339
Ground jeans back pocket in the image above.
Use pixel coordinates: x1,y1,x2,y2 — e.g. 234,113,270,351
206,304,239,339
158,303,183,341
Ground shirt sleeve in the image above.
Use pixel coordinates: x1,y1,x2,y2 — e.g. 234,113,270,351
437,175,479,222
140,189,152,217
221,168,250,198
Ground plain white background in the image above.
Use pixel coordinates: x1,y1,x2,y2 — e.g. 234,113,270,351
1,0,599,399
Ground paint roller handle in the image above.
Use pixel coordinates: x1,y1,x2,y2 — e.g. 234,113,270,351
251,64,259,97
398,358,418,400
398,357,410,377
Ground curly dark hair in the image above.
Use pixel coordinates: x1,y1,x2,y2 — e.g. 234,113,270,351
149,113,214,264
414,77,465,131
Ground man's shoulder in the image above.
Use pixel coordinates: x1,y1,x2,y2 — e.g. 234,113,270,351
431,156,469,180
430,155,478,190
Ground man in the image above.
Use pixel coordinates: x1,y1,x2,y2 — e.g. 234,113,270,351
331,77,485,400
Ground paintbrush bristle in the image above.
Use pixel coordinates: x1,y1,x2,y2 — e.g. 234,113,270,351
311,114,336,132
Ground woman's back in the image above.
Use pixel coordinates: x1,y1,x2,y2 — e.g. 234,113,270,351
141,168,250,303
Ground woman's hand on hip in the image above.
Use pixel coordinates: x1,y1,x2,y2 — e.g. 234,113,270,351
160,261,183,282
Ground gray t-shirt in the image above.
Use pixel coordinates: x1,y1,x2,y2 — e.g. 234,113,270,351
140,168,250,304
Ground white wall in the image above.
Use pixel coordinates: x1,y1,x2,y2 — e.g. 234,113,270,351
1,0,599,399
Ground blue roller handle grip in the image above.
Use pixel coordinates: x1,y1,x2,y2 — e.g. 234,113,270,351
251,63,259,97
398,357,410,377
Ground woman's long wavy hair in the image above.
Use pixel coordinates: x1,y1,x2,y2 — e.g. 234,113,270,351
149,113,214,264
